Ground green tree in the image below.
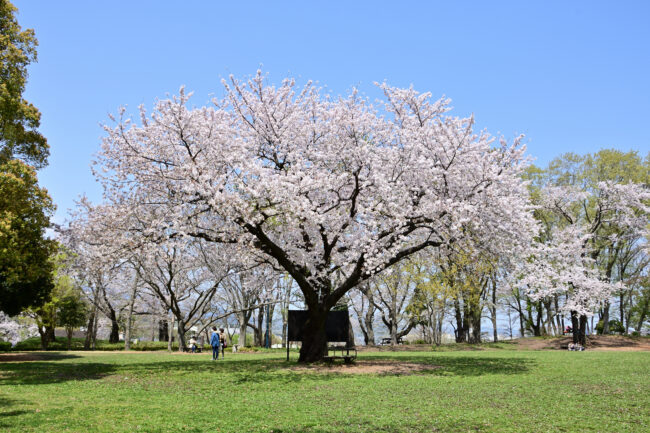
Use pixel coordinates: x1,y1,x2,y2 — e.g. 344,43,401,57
0,0,54,316
0,0,49,168
28,248,82,349
0,159,55,315
58,290,87,350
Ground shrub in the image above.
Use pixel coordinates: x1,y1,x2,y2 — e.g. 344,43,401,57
596,320,625,335
11,337,184,351
0,340,12,351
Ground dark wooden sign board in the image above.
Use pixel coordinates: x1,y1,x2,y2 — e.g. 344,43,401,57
286,310,350,360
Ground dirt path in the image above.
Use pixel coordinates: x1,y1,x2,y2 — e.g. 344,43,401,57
291,359,441,375
514,335,650,351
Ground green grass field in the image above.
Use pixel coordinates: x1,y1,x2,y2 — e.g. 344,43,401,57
0,349,648,432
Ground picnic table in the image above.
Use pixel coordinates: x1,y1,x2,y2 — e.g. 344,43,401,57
379,337,404,345
323,346,357,363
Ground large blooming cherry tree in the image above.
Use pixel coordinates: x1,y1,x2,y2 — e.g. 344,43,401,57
95,72,536,361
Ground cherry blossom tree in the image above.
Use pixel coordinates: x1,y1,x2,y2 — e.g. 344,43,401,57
367,260,421,345
521,181,649,345
133,239,226,351
216,264,276,348
94,72,536,361
0,311,38,346
61,202,133,344
347,282,378,345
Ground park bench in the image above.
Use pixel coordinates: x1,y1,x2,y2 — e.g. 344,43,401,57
323,346,357,363
379,337,404,345
182,345,202,353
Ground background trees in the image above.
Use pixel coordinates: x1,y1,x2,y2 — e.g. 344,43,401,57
0,1,53,317
515,150,649,343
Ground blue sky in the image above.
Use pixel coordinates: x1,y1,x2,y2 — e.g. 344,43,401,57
14,0,650,224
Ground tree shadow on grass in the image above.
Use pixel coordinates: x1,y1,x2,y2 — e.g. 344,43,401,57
0,351,116,386
0,396,31,428
0,353,533,386
0,356,328,386
0,352,82,363
378,354,534,377
118,358,340,385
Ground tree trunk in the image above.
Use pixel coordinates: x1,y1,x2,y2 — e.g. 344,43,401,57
38,326,50,350
124,281,138,351
578,315,587,346
619,292,626,333
84,307,96,350
356,313,369,345
364,302,375,345
158,319,169,342
281,309,288,348
176,319,186,352
298,305,328,363
601,301,610,334
545,300,556,336
239,318,248,348
390,311,398,346
516,295,525,337
506,307,513,339
268,304,275,346
108,307,120,344
167,315,174,352
254,307,264,346
526,300,542,337
469,303,482,344
554,296,563,336
490,279,498,342
281,280,292,349
91,312,97,349
571,311,587,346
636,294,649,332
66,328,73,350
454,299,466,343
571,312,579,345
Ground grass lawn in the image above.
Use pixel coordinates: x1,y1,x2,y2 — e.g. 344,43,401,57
0,349,648,432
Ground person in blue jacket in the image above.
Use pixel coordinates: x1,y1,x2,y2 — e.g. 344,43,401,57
210,326,221,360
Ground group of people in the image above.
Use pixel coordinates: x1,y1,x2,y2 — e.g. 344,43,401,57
187,327,228,359
568,343,585,351
210,327,227,360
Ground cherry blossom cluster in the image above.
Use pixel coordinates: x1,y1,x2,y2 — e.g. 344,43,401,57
92,71,537,306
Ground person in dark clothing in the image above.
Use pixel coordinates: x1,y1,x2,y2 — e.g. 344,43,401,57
210,326,220,360
219,328,227,358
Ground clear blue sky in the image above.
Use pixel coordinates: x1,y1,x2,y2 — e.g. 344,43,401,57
14,0,650,224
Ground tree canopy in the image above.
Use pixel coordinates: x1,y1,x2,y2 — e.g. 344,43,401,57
0,0,53,316
0,0,49,168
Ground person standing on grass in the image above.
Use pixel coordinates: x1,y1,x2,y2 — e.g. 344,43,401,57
219,328,227,358
210,326,220,360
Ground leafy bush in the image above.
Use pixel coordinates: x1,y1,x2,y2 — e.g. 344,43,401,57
0,340,12,351
596,320,626,335
11,337,185,351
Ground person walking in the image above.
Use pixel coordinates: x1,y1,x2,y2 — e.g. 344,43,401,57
210,326,220,360
219,328,227,358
